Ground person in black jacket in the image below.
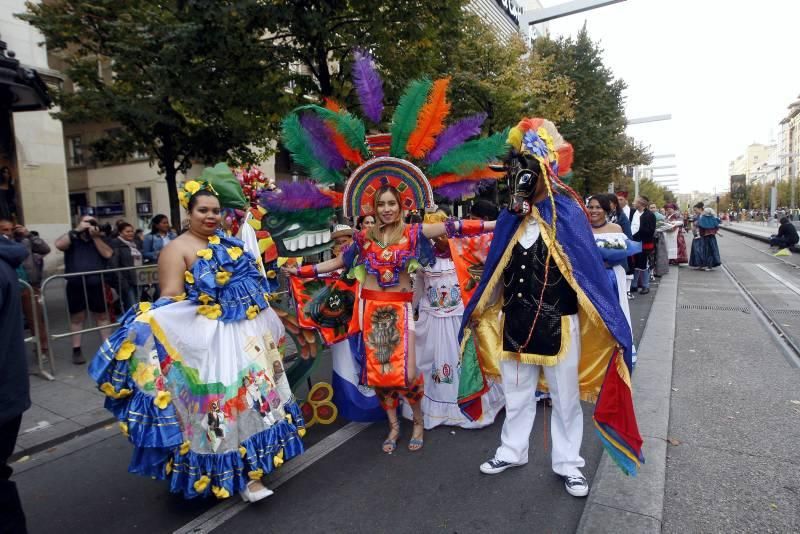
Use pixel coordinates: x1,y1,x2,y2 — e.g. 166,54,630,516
0,235,30,533
109,222,144,311
631,196,656,295
769,217,799,249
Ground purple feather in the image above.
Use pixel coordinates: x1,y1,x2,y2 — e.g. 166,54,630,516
425,112,488,164
299,113,346,171
434,182,479,201
259,181,333,212
352,49,384,124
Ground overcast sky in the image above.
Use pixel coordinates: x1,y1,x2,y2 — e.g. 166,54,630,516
532,0,800,194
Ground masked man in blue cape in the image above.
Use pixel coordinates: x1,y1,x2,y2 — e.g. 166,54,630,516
458,118,644,497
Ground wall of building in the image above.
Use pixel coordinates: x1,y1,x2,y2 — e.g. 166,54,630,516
3,0,72,274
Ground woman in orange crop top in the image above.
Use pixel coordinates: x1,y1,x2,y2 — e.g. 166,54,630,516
285,185,494,453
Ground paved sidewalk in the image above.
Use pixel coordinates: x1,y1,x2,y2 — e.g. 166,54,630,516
724,222,800,252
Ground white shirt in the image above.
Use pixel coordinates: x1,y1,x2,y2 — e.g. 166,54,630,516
622,204,631,220
519,216,541,249
630,209,642,235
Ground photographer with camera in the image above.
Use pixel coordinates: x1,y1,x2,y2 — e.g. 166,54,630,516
55,215,113,364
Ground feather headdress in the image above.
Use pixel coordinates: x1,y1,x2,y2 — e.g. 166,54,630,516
279,49,510,220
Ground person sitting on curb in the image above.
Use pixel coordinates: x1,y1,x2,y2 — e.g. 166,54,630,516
769,217,799,251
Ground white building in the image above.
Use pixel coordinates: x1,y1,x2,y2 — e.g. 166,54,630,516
1,0,71,271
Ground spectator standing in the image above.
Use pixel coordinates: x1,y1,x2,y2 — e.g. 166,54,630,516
631,196,656,294
0,220,52,358
54,215,113,364
133,228,144,250
110,222,143,311
0,166,17,222
616,191,631,220
0,234,30,532
769,217,799,251
142,214,177,264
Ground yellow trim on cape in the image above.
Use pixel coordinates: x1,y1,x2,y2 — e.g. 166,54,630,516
500,314,572,366
466,208,623,404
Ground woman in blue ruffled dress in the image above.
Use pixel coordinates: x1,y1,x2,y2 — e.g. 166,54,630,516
587,196,640,359
88,179,305,503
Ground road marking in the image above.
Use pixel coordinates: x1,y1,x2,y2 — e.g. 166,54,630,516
173,422,371,534
756,264,800,297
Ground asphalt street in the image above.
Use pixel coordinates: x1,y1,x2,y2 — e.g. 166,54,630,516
13,275,657,534
663,231,800,533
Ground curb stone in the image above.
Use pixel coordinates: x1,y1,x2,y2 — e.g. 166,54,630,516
577,268,679,533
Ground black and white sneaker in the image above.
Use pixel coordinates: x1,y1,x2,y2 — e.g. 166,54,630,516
479,457,525,475
563,474,589,497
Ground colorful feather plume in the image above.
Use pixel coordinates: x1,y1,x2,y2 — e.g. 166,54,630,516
323,98,342,112
260,181,334,212
390,78,433,158
352,49,385,124
327,123,364,166
427,129,509,178
405,77,451,159
299,113,346,171
281,114,344,184
425,112,487,164
295,104,369,160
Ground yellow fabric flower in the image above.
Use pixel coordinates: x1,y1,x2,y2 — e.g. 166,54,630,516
248,469,264,481
239,446,247,458
285,414,293,425
266,270,277,279
131,363,156,385
100,382,132,399
197,304,223,320
227,246,243,261
196,248,213,260
298,427,306,438
246,305,260,320
184,271,195,284
154,390,172,410
115,340,136,361
138,301,152,313
172,293,186,302
165,458,173,475
184,180,201,195
212,486,230,499
179,440,191,455
178,191,188,209
208,234,220,245
198,293,214,305
215,269,232,286
119,422,129,437
273,454,284,468
193,475,210,493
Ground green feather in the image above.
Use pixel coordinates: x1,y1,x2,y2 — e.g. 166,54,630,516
390,78,433,158
280,113,344,184
294,105,369,159
427,129,510,178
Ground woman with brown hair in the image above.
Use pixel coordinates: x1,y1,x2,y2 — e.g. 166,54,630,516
284,186,494,452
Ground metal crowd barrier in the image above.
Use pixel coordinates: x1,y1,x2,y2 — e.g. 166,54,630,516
19,279,53,380
39,264,293,377
40,264,160,377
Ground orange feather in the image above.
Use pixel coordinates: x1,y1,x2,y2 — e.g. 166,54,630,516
429,167,505,188
323,98,342,112
405,77,451,159
326,121,364,166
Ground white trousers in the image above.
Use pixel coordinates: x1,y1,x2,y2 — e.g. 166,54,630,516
495,314,585,477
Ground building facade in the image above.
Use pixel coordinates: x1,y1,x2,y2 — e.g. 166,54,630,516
0,0,71,272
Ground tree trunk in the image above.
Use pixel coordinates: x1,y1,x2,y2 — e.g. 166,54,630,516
316,46,333,97
164,165,181,233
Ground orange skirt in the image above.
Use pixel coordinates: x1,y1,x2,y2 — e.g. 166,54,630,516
360,289,413,389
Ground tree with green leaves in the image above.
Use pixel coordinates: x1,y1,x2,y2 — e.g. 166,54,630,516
261,0,468,104
532,26,651,195
20,0,295,229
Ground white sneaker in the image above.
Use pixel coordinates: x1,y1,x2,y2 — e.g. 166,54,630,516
479,457,526,475
563,474,589,497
